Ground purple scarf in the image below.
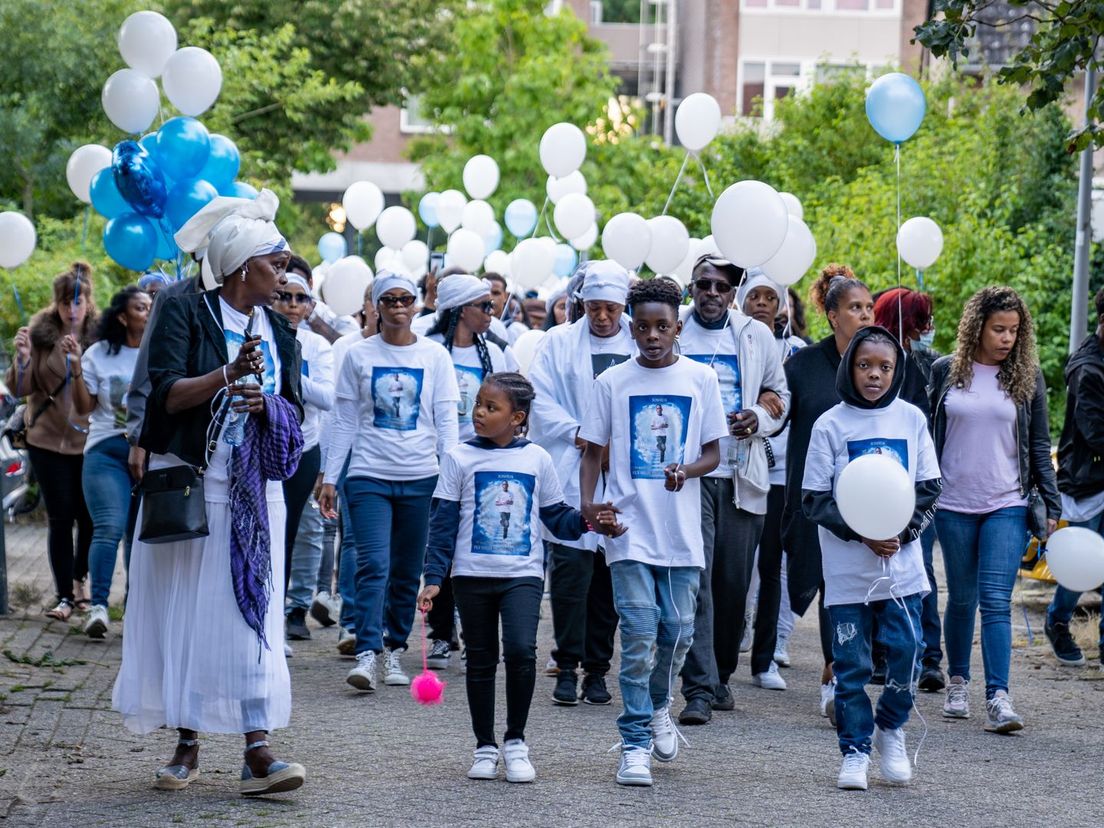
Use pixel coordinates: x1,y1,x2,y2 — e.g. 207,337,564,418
228,394,303,649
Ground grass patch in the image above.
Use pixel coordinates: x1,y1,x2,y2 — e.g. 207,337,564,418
1072,611,1102,653
3,650,87,669
8,582,43,611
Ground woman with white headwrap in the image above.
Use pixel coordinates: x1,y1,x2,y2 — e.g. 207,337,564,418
113,190,309,797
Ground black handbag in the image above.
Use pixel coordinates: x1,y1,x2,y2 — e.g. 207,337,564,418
1026,487,1048,540
138,464,210,544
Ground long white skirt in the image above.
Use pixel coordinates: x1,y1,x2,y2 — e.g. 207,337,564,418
112,497,290,735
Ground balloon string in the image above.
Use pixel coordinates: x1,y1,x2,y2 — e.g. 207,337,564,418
543,210,563,244
80,205,90,254
694,153,715,201
662,152,691,216
916,268,924,292
9,280,27,324
357,232,363,257
895,143,903,345
534,197,550,240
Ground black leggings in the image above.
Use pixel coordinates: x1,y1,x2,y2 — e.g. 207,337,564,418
282,444,321,591
751,485,785,674
26,445,92,603
453,575,543,748
427,575,457,643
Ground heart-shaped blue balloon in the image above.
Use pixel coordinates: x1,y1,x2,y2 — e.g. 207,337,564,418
112,140,168,219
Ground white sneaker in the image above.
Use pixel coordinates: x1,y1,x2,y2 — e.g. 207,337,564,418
337,627,357,657
83,604,109,639
544,655,559,676
984,690,1024,733
284,641,293,658
942,676,970,719
503,739,536,783
346,651,377,692
309,591,341,627
426,639,452,670
649,705,680,762
837,751,870,790
872,726,912,784
739,612,753,653
773,632,791,667
384,647,410,686
751,662,788,690
820,677,837,724
615,745,653,787
467,745,500,780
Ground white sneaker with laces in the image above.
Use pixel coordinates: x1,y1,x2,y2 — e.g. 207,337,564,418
872,726,912,783
615,745,653,787
310,590,341,627
284,641,293,658
773,632,791,667
84,604,109,639
820,677,837,723
384,647,410,686
346,651,377,692
751,662,788,690
337,627,357,657
837,751,870,790
649,705,680,762
468,745,500,780
942,676,970,719
984,690,1024,733
503,739,536,783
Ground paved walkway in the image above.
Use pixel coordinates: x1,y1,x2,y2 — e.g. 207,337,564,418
0,519,1101,826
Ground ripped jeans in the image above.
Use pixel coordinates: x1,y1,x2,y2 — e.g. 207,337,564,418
609,561,699,749
828,594,923,756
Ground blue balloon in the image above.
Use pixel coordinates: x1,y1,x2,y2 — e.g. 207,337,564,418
228,181,258,200
112,140,168,218
90,167,130,219
139,133,160,162
157,117,211,181
154,221,177,260
418,192,440,228
505,199,538,239
198,134,241,191
865,72,926,144
318,232,347,264
103,212,158,271
553,243,577,278
166,179,219,231
483,222,503,257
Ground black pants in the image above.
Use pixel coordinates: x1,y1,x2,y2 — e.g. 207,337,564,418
282,444,321,592
751,484,786,674
26,445,92,603
548,543,617,676
427,575,456,643
453,575,543,748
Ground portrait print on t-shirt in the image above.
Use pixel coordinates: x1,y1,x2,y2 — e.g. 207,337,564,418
686,354,741,415
371,366,424,430
846,437,909,470
225,331,276,394
472,471,535,556
629,395,692,479
592,353,630,379
108,375,129,429
455,364,484,424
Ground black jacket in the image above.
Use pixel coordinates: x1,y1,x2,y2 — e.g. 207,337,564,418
1056,334,1104,500
928,356,1060,521
139,289,303,468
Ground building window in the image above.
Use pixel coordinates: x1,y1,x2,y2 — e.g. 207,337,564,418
739,0,898,10
400,95,435,134
741,62,766,116
741,60,881,120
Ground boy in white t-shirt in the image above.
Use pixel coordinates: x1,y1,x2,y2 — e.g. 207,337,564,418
579,279,728,788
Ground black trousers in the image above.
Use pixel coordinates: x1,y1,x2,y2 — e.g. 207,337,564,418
427,575,457,643
751,484,786,674
282,444,321,592
548,543,617,676
453,575,543,748
26,445,92,603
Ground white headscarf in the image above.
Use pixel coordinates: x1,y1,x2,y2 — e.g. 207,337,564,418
579,260,630,305
174,188,287,286
436,274,491,314
736,268,784,311
371,271,418,305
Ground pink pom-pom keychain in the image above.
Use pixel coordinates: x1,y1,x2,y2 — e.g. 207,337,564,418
410,609,446,705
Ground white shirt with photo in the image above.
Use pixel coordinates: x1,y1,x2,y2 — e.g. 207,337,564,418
80,341,139,452
427,334,520,441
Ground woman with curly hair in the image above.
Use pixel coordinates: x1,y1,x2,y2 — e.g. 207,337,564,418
929,286,1060,733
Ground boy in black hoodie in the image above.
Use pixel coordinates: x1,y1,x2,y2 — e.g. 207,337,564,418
801,327,941,791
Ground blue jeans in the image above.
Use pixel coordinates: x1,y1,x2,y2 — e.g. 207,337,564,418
829,594,923,755
337,470,358,631
609,560,699,749
919,522,943,667
81,436,137,608
1047,512,1104,646
286,496,324,611
936,506,1028,698
345,474,437,655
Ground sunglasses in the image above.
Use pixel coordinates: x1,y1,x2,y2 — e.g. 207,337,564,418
275,291,312,305
378,294,416,308
464,301,496,314
693,278,734,294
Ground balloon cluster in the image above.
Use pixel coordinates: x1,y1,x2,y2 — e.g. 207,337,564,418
64,11,253,272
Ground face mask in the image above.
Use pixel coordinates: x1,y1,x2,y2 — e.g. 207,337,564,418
913,329,935,348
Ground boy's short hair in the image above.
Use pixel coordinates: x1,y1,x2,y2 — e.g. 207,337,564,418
484,272,508,289
288,253,312,283
627,277,682,314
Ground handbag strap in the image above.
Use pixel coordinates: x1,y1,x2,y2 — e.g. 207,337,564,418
24,375,69,430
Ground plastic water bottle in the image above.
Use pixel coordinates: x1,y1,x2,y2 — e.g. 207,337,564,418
223,383,248,447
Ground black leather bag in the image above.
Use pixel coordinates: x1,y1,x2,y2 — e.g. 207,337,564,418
1026,487,1048,540
138,464,209,544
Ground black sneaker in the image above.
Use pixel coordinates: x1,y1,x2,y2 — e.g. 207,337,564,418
1044,620,1086,666
285,607,311,641
918,664,946,692
580,673,612,705
552,669,578,705
678,697,712,725
711,684,735,711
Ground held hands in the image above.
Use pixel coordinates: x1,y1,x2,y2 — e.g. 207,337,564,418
729,409,758,439
664,464,687,492
757,390,784,419
318,483,338,520
863,537,901,558
583,500,626,537
417,585,440,613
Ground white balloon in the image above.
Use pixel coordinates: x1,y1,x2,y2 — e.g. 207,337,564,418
779,192,804,220
511,237,555,290
671,238,703,287
896,217,944,270
484,249,511,277
836,454,916,541
447,228,486,272
66,144,112,204
711,180,789,268
437,189,467,234
0,212,36,269
1045,527,1104,592
700,234,719,257
675,92,722,152
401,240,429,274
645,216,690,274
512,329,546,375
161,47,223,117
462,155,499,200
376,206,417,250
539,122,587,178
570,223,598,252
342,181,385,230
375,247,401,272
546,171,587,204
601,213,652,271
101,69,160,133
553,193,596,242
461,199,496,235
760,216,817,286
117,11,177,78
322,256,374,316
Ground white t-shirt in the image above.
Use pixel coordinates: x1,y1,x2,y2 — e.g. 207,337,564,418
435,441,565,580
296,327,334,451
80,341,139,452
328,335,459,481
802,398,939,607
428,334,520,440
579,356,728,568
677,316,743,477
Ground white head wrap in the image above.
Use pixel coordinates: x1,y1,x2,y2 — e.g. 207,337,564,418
174,188,287,285
285,273,312,296
436,274,491,314
736,268,784,311
371,271,418,305
579,260,630,305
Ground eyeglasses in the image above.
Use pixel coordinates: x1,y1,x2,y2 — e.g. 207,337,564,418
378,294,416,308
275,292,312,305
464,301,496,314
693,278,734,294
